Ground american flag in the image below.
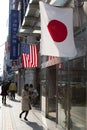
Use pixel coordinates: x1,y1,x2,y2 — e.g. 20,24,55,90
21,43,38,68
48,56,55,61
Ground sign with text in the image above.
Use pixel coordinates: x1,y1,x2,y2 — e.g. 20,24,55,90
10,10,19,59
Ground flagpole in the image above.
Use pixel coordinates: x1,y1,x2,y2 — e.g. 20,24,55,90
67,61,72,130
56,64,58,125
23,68,25,84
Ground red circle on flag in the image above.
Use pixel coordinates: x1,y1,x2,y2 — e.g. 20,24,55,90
47,20,68,42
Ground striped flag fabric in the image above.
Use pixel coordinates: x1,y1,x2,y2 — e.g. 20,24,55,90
21,43,38,68
48,56,55,61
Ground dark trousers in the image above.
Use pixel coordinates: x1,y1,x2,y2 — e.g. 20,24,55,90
20,110,28,118
2,95,6,104
10,91,15,99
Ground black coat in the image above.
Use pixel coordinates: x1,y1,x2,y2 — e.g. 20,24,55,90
1,83,8,96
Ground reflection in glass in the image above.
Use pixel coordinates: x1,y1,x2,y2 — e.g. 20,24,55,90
58,56,86,130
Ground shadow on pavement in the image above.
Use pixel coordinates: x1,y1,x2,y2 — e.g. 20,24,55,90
3,103,13,108
12,99,21,102
21,119,48,130
26,121,48,130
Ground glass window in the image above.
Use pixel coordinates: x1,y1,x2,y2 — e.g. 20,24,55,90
70,57,86,130
57,56,86,130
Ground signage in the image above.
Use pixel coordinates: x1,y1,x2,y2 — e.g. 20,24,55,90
10,10,19,59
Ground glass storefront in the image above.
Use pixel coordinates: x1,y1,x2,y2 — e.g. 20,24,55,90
57,56,87,130
41,66,56,119
70,56,86,130
41,56,86,130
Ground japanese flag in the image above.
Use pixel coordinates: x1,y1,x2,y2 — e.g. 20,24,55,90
39,2,77,58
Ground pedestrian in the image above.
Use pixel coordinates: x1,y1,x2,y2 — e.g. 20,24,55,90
9,80,17,100
29,84,34,104
32,87,39,105
19,84,31,121
36,83,40,104
1,81,9,105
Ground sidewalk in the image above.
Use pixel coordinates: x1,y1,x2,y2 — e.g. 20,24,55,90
0,94,58,130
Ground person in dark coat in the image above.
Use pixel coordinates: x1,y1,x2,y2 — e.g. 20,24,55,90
19,84,31,121
1,81,9,104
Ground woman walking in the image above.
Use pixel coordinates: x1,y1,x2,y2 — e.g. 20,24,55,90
19,84,31,121
1,81,9,105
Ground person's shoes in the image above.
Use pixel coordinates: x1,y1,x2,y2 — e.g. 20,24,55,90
4,102,6,105
24,117,28,121
19,114,22,118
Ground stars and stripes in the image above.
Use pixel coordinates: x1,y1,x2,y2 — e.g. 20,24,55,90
21,43,38,68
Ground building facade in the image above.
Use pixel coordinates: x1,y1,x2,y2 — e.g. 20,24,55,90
4,0,87,130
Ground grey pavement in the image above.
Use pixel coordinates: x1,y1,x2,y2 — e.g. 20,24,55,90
0,94,58,130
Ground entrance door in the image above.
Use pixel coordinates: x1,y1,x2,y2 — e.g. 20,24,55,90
46,66,56,121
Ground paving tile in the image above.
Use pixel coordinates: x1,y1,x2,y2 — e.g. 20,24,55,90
0,95,58,130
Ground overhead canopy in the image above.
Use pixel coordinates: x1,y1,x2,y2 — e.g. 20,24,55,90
19,0,87,38
19,0,40,36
